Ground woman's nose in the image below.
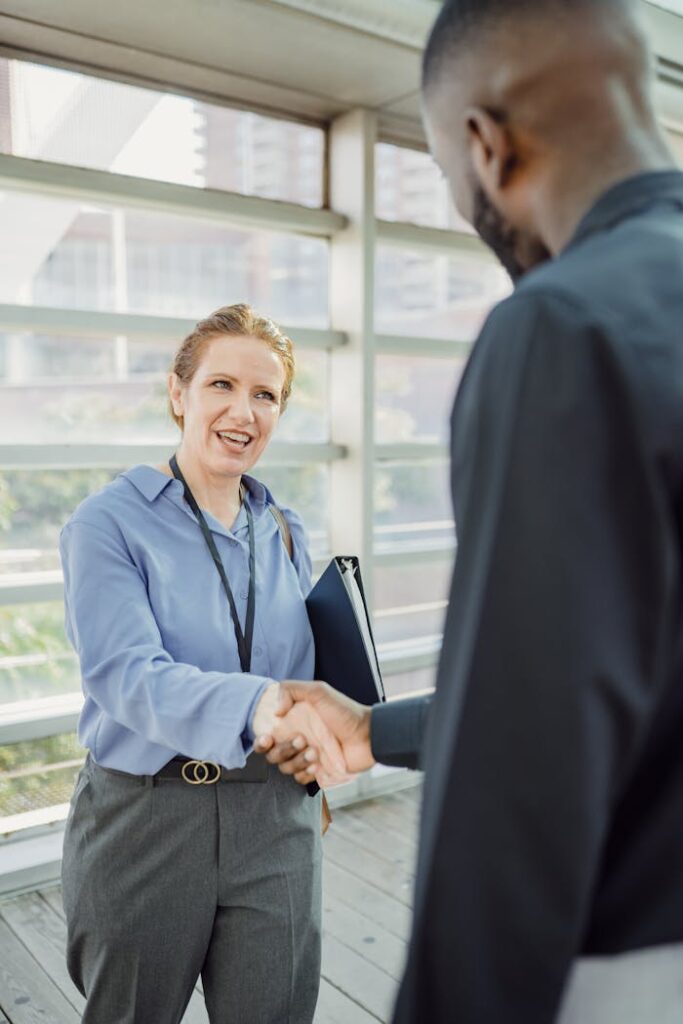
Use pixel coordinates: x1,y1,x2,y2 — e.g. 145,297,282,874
227,389,255,422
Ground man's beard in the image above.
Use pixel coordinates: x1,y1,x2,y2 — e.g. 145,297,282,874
472,185,552,283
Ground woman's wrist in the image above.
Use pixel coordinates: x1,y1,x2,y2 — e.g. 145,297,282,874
250,681,281,740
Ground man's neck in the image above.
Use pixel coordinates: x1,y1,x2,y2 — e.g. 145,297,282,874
539,142,676,256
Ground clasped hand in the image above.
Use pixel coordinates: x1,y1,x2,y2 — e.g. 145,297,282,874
252,681,375,787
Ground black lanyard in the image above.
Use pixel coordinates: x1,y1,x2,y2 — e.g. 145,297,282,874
169,454,256,673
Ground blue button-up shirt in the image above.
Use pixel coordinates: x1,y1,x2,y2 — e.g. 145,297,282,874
59,465,315,774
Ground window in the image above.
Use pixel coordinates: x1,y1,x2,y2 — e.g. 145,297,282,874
1,81,512,836
374,460,453,551
0,195,329,323
372,142,510,705
0,733,83,822
375,142,471,232
0,469,121,576
0,58,324,205
0,602,77,704
0,56,334,832
375,354,467,444
0,337,329,445
375,245,510,342
374,561,451,648
650,1,683,14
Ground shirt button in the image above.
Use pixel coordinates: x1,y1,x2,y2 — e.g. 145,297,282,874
253,646,263,657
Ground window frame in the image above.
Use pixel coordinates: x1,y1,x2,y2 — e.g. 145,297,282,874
0,60,490,848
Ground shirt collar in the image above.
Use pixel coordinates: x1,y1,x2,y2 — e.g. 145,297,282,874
122,465,176,502
121,465,271,519
567,170,683,251
239,474,270,517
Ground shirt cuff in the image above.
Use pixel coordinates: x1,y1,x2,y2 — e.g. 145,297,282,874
370,696,431,770
241,677,275,752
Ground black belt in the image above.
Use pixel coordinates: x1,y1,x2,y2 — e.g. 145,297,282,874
89,752,268,785
158,754,269,784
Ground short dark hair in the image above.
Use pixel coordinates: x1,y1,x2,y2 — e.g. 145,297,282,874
422,0,532,94
421,0,630,93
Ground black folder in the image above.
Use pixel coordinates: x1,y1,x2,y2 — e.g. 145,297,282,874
305,556,386,707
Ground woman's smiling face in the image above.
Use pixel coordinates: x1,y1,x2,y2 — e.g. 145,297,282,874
169,333,286,478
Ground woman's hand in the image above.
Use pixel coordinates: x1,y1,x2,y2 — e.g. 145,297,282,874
255,681,374,786
251,682,283,738
252,683,348,780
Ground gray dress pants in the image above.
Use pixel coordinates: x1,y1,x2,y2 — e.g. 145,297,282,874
62,756,322,1024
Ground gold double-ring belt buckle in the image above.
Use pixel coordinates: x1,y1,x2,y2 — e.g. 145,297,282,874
180,760,221,785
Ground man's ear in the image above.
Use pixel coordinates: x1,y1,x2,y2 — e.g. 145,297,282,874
465,107,517,193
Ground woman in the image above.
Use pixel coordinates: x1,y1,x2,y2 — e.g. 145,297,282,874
60,304,342,1023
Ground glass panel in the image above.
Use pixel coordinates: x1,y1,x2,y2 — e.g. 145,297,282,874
0,461,329,576
0,733,84,820
375,142,473,232
0,331,129,379
664,128,683,165
649,1,683,14
0,601,77,704
256,463,329,558
373,560,452,646
0,196,330,327
381,667,436,701
375,246,510,342
0,57,324,205
0,338,328,444
374,460,453,551
375,353,467,444
0,468,121,575
280,350,329,444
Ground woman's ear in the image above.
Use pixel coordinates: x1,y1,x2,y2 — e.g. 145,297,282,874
168,373,184,419
465,106,518,194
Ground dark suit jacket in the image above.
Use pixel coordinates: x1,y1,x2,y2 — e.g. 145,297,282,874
370,171,683,1023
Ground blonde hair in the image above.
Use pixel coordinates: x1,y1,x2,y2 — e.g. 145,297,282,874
169,303,295,430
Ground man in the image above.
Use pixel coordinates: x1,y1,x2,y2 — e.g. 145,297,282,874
258,1,683,1020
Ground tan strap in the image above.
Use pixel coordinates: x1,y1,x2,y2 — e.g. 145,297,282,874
321,794,333,835
269,504,331,835
269,504,294,560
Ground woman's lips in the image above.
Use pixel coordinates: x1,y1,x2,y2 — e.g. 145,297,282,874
216,430,252,452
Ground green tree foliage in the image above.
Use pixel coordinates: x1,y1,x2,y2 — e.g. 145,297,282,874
0,468,117,548
0,733,84,818
0,474,17,532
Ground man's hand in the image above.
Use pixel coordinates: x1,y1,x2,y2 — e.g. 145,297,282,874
251,682,347,778
255,681,375,786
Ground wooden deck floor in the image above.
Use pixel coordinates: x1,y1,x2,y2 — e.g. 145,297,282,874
0,786,421,1023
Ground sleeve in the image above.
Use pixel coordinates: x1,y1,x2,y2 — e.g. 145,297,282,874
242,504,312,742
403,290,674,1023
280,505,313,595
370,696,432,769
60,518,272,767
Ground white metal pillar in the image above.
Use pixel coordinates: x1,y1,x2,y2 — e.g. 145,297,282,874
328,108,377,608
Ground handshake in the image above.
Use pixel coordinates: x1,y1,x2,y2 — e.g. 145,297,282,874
251,681,376,787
